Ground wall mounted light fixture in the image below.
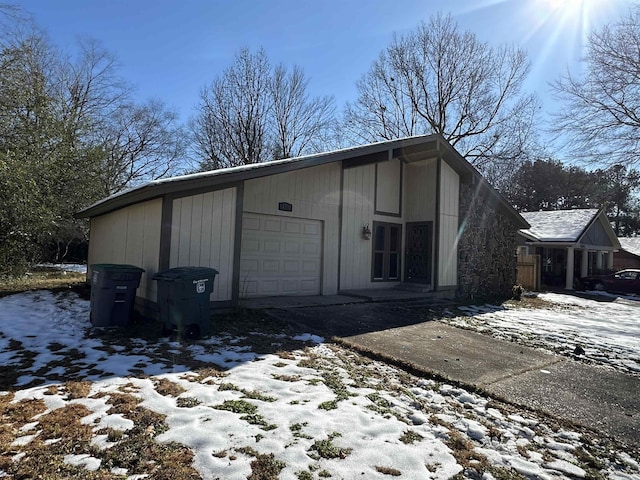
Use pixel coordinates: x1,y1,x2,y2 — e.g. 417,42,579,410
362,224,371,240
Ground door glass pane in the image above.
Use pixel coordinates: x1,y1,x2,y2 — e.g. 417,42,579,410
373,253,384,279
389,253,398,279
389,227,399,252
374,225,385,251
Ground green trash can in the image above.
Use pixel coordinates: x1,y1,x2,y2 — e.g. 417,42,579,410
153,267,218,339
90,264,145,327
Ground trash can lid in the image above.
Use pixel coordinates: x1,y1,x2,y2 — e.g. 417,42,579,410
91,263,145,273
152,266,219,281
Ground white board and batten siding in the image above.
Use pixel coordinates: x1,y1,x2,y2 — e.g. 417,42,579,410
340,163,376,290
169,188,236,302
242,163,341,296
375,158,401,215
88,198,162,302
404,159,437,222
438,160,459,288
341,158,411,290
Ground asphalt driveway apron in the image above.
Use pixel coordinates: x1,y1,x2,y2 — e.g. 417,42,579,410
267,301,640,447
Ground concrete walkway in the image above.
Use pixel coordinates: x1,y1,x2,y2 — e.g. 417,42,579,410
264,301,640,447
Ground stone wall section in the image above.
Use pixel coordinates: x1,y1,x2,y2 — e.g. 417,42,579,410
457,183,518,300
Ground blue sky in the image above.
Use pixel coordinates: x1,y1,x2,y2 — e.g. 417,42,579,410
17,0,635,124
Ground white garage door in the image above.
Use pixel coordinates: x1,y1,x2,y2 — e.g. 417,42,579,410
240,213,322,297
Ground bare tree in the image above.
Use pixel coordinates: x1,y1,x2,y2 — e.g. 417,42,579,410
192,48,272,169
191,47,336,170
56,38,130,141
97,99,186,194
270,64,335,159
552,5,640,167
344,13,540,182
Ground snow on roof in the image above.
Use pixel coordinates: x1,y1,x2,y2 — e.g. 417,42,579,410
77,134,436,216
79,150,314,213
619,237,640,257
519,209,600,242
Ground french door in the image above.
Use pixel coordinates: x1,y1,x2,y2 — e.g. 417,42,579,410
372,222,402,281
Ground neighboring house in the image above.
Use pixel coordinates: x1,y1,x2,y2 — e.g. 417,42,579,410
517,209,620,290
76,135,528,315
615,237,640,270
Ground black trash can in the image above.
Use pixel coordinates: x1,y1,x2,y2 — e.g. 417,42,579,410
153,267,218,339
90,264,145,327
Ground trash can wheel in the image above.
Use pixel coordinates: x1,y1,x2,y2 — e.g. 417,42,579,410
184,324,201,340
162,324,176,336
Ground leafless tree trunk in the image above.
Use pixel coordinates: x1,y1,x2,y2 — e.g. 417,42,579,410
344,13,540,183
552,5,640,167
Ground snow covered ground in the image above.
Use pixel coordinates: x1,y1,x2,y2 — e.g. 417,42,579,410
445,292,640,377
35,263,88,274
1,290,639,479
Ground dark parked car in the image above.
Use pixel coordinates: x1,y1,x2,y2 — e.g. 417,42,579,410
579,269,640,294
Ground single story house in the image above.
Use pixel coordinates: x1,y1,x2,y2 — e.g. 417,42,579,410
614,237,640,270
76,135,528,315
517,209,620,290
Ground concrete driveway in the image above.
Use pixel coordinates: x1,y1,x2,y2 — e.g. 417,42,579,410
265,300,640,447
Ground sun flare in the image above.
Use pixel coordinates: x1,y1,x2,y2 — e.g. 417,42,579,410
539,0,583,11
536,0,605,15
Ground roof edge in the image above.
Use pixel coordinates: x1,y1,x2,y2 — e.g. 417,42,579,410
75,134,528,231
76,135,443,219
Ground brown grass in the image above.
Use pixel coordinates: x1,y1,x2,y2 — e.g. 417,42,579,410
3,403,97,479
188,366,228,384
38,403,94,443
1,396,47,424
376,465,402,476
445,429,489,471
64,381,93,399
154,378,186,397
0,388,202,479
0,270,86,297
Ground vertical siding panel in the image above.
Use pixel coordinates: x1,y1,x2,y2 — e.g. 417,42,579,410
220,187,236,301
348,164,357,289
339,169,350,288
210,190,224,297
346,168,357,288
361,165,371,287
352,167,360,288
293,171,302,208
355,167,365,287
178,196,193,266
113,211,128,263
200,192,213,268
125,204,144,266
226,188,238,300
143,200,162,301
244,181,254,212
189,194,204,265
170,199,181,268
438,161,459,287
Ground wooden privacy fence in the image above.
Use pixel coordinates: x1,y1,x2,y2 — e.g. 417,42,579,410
517,254,541,291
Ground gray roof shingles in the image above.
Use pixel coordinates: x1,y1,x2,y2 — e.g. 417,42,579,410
619,237,640,257
519,209,600,242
